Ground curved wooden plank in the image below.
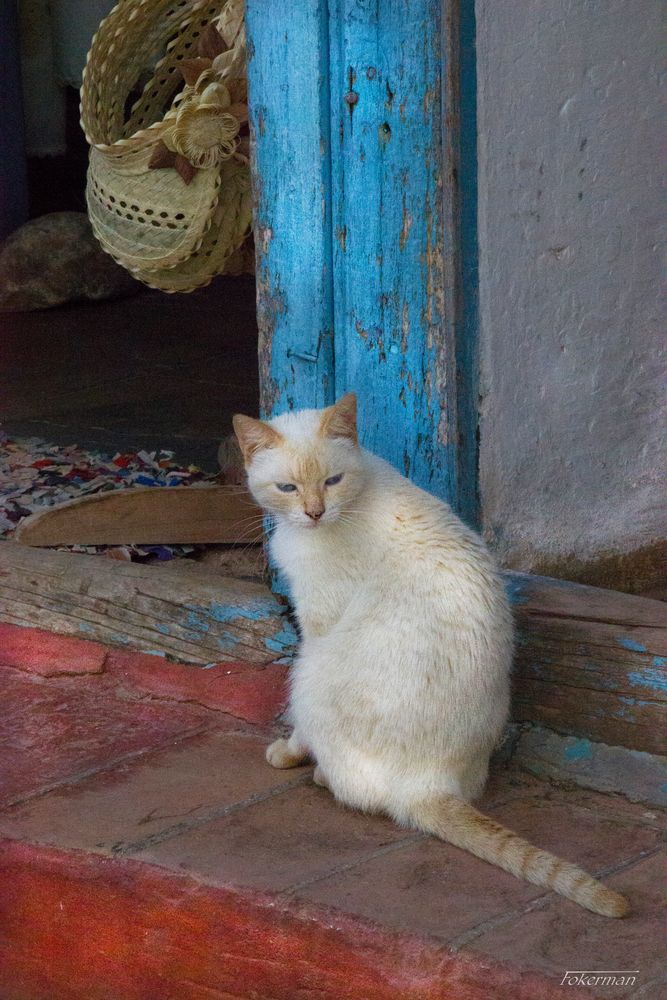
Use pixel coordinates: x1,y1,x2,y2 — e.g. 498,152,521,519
13,486,263,546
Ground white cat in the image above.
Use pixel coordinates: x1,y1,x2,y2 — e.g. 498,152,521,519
233,393,628,917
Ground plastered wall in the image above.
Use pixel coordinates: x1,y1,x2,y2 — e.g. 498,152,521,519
475,0,664,577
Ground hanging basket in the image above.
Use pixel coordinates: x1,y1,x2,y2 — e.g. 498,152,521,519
80,0,252,292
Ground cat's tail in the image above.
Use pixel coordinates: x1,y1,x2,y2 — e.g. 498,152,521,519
410,796,629,918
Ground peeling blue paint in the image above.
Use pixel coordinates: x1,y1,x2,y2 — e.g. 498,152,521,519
185,611,210,634
207,600,277,624
154,623,170,635
264,622,298,654
182,600,282,630
143,649,167,658
246,0,335,416
329,0,455,505
653,656,667,668
217,632,240,649
619,696,656,708
504,576,529,605
618,637,648,653
109,633,131,645
628,668,667,694
563,738,593,761
265,638,286,653
78,622,94,633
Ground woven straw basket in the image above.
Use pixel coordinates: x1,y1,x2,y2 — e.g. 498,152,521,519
80,0,252,292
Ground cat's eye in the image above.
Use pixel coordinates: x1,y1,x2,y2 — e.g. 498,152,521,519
325,473,343,487
276,483,297,493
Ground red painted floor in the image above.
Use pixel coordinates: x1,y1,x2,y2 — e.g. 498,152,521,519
1,624,664,999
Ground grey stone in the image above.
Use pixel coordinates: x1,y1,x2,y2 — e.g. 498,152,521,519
0,212,140,311
511,723,667,808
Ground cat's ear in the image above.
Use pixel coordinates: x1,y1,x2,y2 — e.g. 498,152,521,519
232,414,283,465
320,392,358,444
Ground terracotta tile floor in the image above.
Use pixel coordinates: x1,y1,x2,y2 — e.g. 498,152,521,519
1,650,664,999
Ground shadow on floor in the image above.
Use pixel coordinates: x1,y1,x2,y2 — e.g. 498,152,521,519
0,276,259,471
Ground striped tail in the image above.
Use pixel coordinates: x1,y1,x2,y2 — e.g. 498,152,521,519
411,796,629,918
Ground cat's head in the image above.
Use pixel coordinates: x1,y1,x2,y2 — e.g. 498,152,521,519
232,393,367,528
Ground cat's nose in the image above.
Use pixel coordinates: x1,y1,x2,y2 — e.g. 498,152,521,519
305,508,324,521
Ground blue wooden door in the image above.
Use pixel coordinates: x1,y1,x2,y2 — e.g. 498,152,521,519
246,0,475,518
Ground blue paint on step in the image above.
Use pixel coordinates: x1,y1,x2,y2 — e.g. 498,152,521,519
504,576,529,605
628,668,667,695
183,600,279,627
618,637,648,653
264,622,298,654
209,600,278,624
185,611,210,635
563,738,593,761
217,631,242,649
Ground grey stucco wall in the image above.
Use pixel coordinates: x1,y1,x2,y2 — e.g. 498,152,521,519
475,0,664,573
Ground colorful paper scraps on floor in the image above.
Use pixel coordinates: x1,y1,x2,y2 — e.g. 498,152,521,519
0,430,216,561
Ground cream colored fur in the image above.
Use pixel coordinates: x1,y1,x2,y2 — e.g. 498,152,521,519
233,394,629,918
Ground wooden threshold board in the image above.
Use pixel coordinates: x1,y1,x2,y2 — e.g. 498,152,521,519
0,542,295,665
14,486,263,546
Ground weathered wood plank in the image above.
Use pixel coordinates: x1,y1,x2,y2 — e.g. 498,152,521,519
329,0,457,503
13,486,263,547
506,571,666,627
246,0,336,417
0,543,296,665
507,572,667,754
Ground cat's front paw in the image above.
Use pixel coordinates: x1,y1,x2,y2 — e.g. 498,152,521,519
266,737,307,769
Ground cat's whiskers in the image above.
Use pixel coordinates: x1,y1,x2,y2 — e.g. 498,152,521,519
226,516,275,546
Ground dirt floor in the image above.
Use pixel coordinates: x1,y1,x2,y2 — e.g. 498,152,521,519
0,276,259,472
